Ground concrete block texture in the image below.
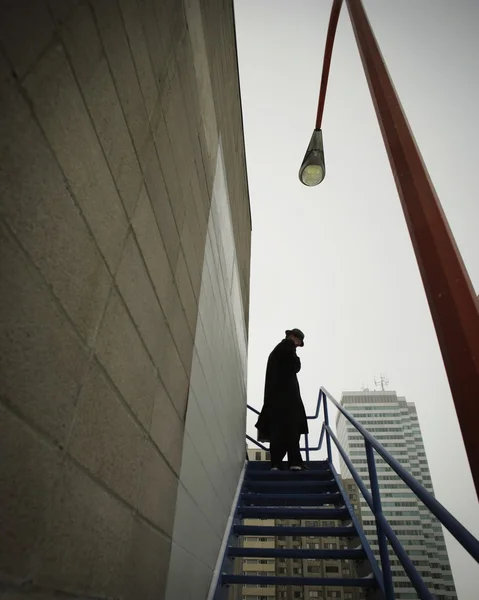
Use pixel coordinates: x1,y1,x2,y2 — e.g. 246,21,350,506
67,363,145,507
95,287,157,429
23,42,129,273
0,61,112,346
1,0,251,598
0,226,89,444
0,1,54,80
35,460,132,598
60,3,143,217
0,405,62,581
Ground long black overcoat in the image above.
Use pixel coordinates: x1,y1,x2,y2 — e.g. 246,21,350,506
255,338,308,439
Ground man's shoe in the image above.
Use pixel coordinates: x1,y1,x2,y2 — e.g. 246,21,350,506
289,465,310,471
271,467,280,471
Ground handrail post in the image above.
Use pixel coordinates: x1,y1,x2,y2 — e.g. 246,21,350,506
365,440,395,600
304,433,310,462
322,392,333,464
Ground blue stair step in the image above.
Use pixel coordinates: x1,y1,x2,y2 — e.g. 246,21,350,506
234,525,358,537
222,574,377,588
240,492,342,506
243,479,338,493
246,469,334,481
238,506,349,519
247,460,330,471
228,547,365,560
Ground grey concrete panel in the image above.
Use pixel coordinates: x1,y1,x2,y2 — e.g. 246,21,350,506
91,0,150,157
132,184,174,310
180,219,203,301
60,4,143,217
170,483,222,569
179,432,229,538
156,326,189,419
141,141,182,271
0,405,62,580
115,232,167,371
0,1,54,79
136,0,166,85
175,249,199,335
118,0,158,120
163,282,194,374
182,0,219,185
0,73,112,345
175,33,210,185
23,43,128,272
123,517,171,600
47,0,81,27
0,226,89,444
36,460,132,597
95,288,157,429
57,2,103,86
149,380,184,475
68,363,144,507
136,440,178,536
152,108,186,233
162,67,192,227
165,542,213,600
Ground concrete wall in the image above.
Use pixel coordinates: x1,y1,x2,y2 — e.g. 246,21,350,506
0,1,250,599
166,140,248,599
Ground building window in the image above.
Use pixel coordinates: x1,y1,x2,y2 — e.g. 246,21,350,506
325,566,339,574
255,451,262,461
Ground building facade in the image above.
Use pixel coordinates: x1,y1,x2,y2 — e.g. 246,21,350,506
0,2,250,599
337,391,457,600
234,450,366,600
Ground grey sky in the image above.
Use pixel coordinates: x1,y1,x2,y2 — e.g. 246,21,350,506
234,0,479,597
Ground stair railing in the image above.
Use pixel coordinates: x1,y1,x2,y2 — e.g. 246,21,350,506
246,386,479,600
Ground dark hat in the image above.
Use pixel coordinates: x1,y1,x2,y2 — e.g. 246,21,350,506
285,328,305,347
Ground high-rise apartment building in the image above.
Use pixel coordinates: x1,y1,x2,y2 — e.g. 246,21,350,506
232,450,366,600
337,391,457,600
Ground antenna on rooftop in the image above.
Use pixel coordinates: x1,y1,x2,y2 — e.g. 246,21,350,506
374,374,389,391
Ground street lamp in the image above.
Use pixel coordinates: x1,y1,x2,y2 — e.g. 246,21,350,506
305,0,479,500
299,129,325,186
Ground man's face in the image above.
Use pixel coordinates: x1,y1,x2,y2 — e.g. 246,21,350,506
291,335,302,347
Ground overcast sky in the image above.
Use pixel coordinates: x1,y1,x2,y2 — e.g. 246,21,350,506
234,0,479,597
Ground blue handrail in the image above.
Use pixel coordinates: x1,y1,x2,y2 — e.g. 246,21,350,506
246,386,479,599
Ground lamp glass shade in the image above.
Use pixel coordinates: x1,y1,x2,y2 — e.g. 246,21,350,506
300,160,325,187
299,129,326,187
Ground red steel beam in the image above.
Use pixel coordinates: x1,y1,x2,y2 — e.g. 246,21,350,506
345,0,479,496
316,0,343,129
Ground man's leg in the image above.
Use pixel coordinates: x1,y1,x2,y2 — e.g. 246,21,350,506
269,423,287,469
286,425,304,468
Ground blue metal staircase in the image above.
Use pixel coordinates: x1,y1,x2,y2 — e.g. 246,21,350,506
216,460,382,598
210,387,479,600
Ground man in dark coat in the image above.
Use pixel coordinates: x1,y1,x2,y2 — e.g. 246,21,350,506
255,328,309,470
